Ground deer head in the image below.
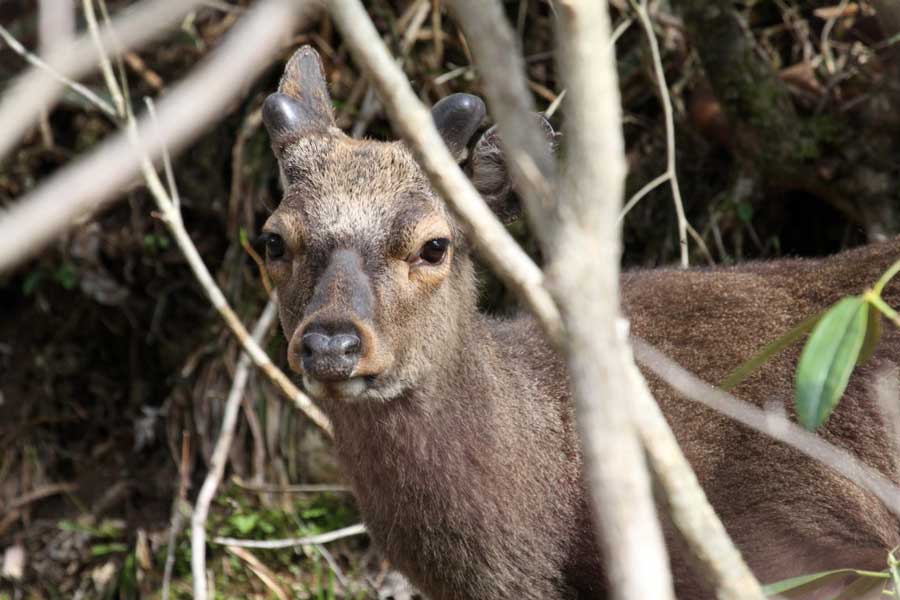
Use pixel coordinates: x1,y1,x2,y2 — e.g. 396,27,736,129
260,46,546,403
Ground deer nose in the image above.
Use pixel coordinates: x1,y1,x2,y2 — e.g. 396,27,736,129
300,325,362,381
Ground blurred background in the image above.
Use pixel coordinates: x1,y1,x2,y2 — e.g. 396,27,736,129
1,0,899,597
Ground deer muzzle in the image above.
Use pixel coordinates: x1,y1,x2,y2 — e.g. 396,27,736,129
289,248,391,398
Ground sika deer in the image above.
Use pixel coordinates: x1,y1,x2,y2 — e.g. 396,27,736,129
260,46,900,599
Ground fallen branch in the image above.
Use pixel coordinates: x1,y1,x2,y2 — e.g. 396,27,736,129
213,523,368,549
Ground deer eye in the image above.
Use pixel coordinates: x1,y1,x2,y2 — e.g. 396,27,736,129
260,232,286,260
416,238,450,265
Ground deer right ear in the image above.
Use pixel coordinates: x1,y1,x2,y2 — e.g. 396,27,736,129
263,46,336,158
431,94,486,161
471,116,559,224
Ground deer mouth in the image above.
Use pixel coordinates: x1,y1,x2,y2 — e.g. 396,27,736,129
301,373,405,403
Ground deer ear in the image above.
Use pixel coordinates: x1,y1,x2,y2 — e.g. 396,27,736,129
471,116,558,224
431,94,486,161
263,46,336,155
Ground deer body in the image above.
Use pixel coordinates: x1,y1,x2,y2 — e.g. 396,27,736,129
261,47,900,599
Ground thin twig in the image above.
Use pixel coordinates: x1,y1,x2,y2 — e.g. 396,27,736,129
213,523,368,549
82,0,126,116
633,339,900,518
224,546,290,600
3,482,77,511
631,0,690,267
0,25,116,118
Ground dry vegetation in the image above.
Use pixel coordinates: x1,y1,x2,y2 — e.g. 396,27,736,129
1,0,899,597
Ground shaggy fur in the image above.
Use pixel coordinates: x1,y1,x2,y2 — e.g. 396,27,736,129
261,47,900,599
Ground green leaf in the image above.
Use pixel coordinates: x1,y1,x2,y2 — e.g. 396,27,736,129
721,312,822,391
795,296,868,430
857,302,883,365
229,513,259,535
762,568,887,597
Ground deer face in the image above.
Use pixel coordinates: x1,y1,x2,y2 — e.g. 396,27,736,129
262,47,536,402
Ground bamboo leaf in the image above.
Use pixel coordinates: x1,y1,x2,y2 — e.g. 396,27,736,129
721,312,822,391
795,296,868,430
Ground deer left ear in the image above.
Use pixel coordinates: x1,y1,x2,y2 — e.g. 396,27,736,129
263,46,337,159
431,94,486,161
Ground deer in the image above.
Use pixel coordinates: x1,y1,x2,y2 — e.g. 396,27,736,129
258,46,900,599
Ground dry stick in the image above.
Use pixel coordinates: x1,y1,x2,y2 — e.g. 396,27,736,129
213,523,368,549
0,0,317,275
225,545,290,600
445,0,559,236
190,299,279,600
326,0,565,347
551,2,674,598
232,478,352,494
82,0,126,117
0,0,201,162
633,339,900,519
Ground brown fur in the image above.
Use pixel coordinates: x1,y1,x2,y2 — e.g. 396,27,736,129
261,47,900,599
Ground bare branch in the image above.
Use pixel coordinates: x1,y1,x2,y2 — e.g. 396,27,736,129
325,0,565,347
633,339,900,519
445,0,559,233
0,0,202,162
0,0,317,275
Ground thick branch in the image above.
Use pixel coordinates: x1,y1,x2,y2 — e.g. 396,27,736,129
551,2,674,598
325,0,565,347
0,0,202,162
0,0,317,275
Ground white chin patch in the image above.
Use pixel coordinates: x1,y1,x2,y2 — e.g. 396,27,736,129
302,375,404,402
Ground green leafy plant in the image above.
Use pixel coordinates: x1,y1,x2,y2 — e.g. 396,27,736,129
722,257,900,430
